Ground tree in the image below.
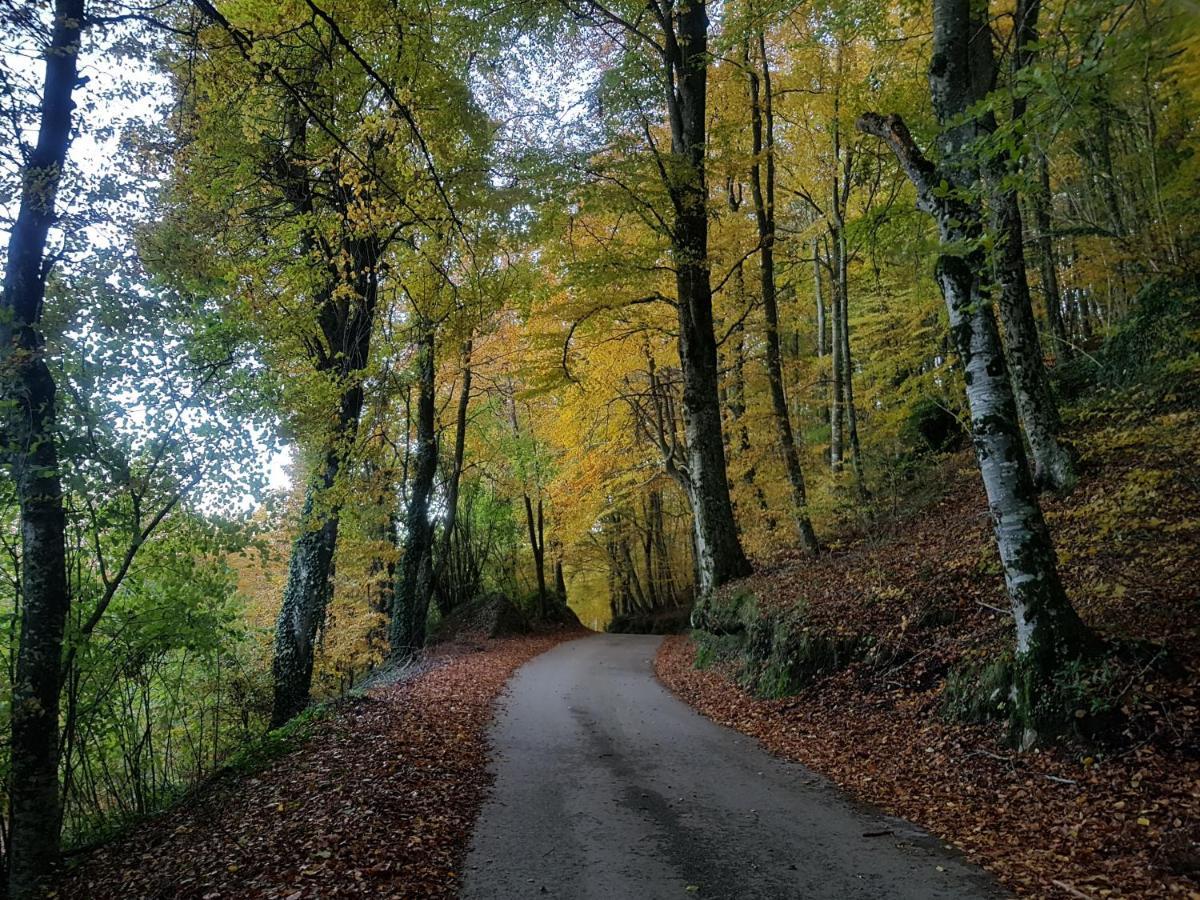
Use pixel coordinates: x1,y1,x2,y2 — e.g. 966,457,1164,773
563,0,752,593
858,0,1093,746
1,3,84,893
390,329,438,658
744,25,820,553
981,0,1075,492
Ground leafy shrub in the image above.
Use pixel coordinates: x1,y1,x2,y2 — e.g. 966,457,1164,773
943,651,1130,744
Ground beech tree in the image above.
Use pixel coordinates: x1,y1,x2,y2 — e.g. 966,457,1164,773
562,0,752,593
744,26,820,553
858,0,1093,745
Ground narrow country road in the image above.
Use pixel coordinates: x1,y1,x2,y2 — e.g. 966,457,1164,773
462,633,1002,900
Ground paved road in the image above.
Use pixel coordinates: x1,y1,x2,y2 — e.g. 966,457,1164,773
462,633,1001,900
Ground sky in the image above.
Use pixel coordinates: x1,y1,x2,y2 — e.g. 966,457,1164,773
1,12,294,505
0,4,613,512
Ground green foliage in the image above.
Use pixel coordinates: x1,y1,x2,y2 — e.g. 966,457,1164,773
943,651,1128,744
0,519,269,848
223,703,331,778
1056,278,1200,394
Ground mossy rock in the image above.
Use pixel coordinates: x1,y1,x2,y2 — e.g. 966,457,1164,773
433,592,530,640
737,611,868,699
690,586,759,634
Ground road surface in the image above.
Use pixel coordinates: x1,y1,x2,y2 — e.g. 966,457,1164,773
462,633,1001,900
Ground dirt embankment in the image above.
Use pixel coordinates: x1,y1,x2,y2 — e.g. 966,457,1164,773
58,629,583,899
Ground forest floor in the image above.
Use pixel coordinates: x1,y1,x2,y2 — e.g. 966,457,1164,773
56,628,584,899
659,385,1200,899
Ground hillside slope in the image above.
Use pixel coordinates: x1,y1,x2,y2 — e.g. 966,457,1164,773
667,371,1200,897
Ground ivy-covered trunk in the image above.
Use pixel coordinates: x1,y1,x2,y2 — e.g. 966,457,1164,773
858,0,1092,747
746,31,819,555
668,0,751,594
390,331,438,659
1,3,84,895
271,235,378,726
270,448,344,728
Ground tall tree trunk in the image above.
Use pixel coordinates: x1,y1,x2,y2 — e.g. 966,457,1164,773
984,0,1074,492
641,495,660,609
746,33,819,554
390,330,438,660
434,339,472,614
2,3,84,894
555,557,567,601
649,488,677,604
989,185,1074,491
271,230,379,726
524,495,548,616
835,223,867,495
663,0,752,594
813,239,827,358
828,236,845,472
859,0,1092,747
270,449,343,727
828,58,867,495
1031,155,1071,362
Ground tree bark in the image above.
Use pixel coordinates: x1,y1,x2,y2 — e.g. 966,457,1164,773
434,338,472,614
524,494,548,616
271,449,344,727
988,184,1074,491
858,0,1092,747
813,239,827,358
1031,155,1071,362
834,221,867,494
828,237,844,472
983,0,1074,491
555,557,567,601
746,32,819,554
271,221,379,726
661,0,752,594
389,330,438,660
2,2,84,894
828,58,866,495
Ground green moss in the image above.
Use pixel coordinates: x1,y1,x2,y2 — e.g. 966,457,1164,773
690,586,760,634
941,654,1014,724
943,650,1129,746
737,611,867,699
692,630,745,670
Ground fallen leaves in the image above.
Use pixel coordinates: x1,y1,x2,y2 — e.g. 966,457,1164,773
57,631,580,899
657,635,1200,899
661,401,1200,898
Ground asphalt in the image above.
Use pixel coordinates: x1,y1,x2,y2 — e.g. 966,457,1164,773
461,633,1003,900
